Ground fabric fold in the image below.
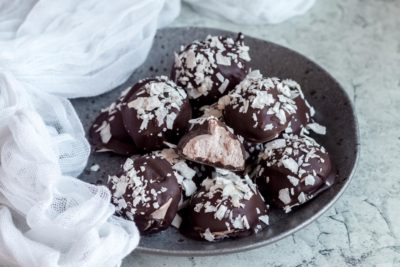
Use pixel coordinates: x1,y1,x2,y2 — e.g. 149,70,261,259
0,1,179,266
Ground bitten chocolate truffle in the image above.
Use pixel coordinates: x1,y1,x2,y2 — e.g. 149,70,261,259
222,70,298,143
199,101,264,166
182,169,269,241
177,116,246,171
89,89,139,155
254,134,335,213
108,154,182,234
121,76,192,152
171,34,250,109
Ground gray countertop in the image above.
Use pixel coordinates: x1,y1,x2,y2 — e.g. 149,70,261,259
123,1,400,266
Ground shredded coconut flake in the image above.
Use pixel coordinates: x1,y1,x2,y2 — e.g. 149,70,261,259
123,158,134,171
287,175,299,186
264,139,286,151
259,215,269,225
304,175,316,186
278,188,291,205
298,192,307,203
282,158,299,173
215,205,228,220
218,79,229,94
307,122,326,135
90,164,100,172
203,228,215,242
171,214,182,229
97,121,111,144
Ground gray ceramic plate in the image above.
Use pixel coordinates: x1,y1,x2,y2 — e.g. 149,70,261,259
72,27,359,256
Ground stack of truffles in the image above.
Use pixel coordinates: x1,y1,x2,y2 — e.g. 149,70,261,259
89,34,335,242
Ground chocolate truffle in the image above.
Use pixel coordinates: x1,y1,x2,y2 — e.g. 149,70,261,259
222,70,297,143
171,34,250,109
254,134,334,213
121,76,192,152
177,116,246,171
108,154,182,234
89,89,139,155
182,169,269,241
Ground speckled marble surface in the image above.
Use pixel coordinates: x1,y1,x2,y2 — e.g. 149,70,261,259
122,1,400,266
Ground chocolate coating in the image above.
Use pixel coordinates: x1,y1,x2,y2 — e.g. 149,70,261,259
283,79,313,134
121,76,192,152
171,34,250,110
242,139,265,165
186,160,214,187
223,70,298,143
177,116,246,171
153,149,222,198
108,154,182,234
288,96,311,134
254,134,335,213
153,148,198,198
89,92,139,155
181,170,269,241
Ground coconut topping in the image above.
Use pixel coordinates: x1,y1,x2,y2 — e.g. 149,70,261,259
202,170,257,205
93,97,126,145
188,169,268,241
258,134,331,212
171,214,182,229
155,149,198,197
306,122,327,135
199,103,224,119
260,134,325,172
108,155,180,227
173,34,250,100
90,164,100,172
126,76,187,132
195,171,256,219
226,70,297,127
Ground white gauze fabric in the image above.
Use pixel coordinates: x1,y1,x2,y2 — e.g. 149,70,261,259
184,0,316,25
0,0,180,267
